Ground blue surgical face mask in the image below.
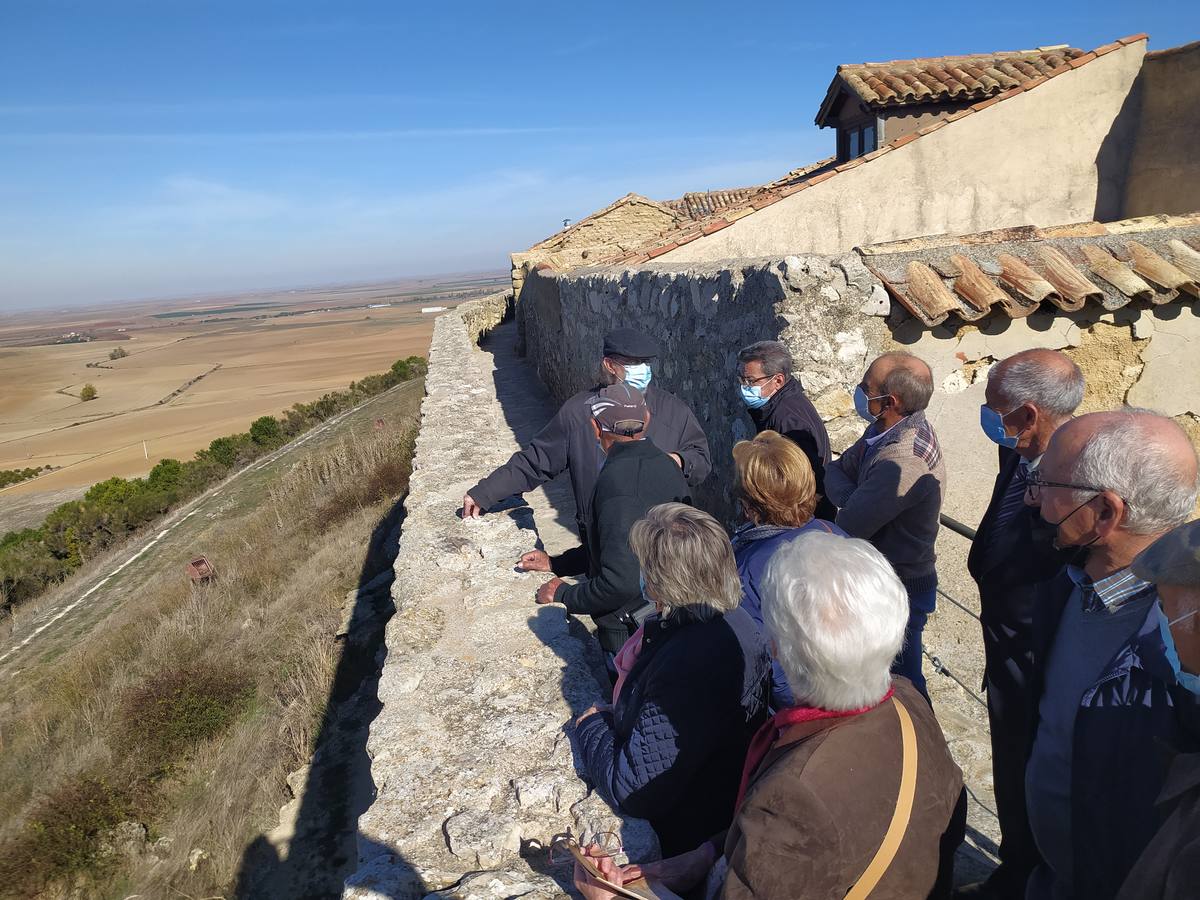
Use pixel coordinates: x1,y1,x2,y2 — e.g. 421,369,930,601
1160,607,1200,696
854,385,887,423
740,384,768,409
622,363,652,392
980,404,1021,449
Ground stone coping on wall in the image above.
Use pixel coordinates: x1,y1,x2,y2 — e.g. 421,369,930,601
344,292,657,900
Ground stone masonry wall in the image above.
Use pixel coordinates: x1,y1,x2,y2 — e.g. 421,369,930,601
345,292,656,900
521,262,1200,525
519,259,893,518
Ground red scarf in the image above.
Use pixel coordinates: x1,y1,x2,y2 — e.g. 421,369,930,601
734,687,894,812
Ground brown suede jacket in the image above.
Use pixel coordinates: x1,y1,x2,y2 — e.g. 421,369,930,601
719,679,963,900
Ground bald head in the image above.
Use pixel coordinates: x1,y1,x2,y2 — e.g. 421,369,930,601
989,349,1084,420
867,351,934,415
1044,409,1199,535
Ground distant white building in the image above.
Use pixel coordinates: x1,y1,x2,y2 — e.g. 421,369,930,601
421,306,448,314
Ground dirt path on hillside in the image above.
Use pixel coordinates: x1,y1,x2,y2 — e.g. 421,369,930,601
0,380,425,677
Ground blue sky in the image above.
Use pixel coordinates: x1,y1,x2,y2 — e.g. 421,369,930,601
1,1,1195,309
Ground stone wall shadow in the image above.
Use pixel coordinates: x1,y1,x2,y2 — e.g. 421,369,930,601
232,494,411,899
476,315,580,545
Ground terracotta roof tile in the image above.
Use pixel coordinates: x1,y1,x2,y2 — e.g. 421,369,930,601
858,214,1200,327
829,46,1087,115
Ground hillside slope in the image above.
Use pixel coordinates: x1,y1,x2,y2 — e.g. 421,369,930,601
0,377,424,899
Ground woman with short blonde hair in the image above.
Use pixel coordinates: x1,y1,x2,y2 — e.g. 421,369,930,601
629,502,743,622
731,430,845,707
572,503,771,858
733,430,817,526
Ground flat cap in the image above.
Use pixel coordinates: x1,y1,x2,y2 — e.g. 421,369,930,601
603,327,658,360
1132,519,1200,586
588,383,649,436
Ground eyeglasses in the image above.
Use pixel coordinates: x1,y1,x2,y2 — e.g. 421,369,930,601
1024,472,1105,504
737,373,774,387
548,830,624,866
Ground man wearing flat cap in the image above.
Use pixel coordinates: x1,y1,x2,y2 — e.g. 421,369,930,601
517,383,691,663
463,327,710,564
1118,518,1200,900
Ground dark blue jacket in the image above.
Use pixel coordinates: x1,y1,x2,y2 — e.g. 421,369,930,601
1031,571,1200,899
732,519,847,708
573,606,771,856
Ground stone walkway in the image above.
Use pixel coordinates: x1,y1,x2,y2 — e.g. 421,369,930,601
346,304,655,900
347,302,999,898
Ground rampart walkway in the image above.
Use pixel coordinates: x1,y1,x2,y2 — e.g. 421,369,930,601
347,295,1000,897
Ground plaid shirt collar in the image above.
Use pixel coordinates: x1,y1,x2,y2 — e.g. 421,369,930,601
1067,564,1157,613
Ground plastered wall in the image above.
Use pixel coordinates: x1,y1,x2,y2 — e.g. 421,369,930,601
658,41,1146,263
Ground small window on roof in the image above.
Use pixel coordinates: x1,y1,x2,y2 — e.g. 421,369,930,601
848,128,861,159
862,123,876,154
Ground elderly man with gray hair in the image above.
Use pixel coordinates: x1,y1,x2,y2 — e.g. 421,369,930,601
962,349,1084,899
572,531,964,900
825,350,945,699
1025,409,1200,900
735,340,834,519
1117,518,1200,900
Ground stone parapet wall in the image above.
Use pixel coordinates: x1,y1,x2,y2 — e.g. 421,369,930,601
345,295,655,900
519,258,893,517
520,261,1200,524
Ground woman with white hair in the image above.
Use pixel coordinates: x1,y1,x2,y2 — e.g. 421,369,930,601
575,531,964,899
572,503,772,858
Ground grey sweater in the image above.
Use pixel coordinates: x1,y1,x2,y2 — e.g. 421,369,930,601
824,410,946,592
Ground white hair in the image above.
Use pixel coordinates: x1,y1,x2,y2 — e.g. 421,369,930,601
760,532,908,710
989,354,1084,418
1070,408,1200,535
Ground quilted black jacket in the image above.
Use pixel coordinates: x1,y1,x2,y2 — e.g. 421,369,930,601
573,606,771,856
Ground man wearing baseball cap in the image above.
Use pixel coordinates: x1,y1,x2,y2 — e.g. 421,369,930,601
517,383,691,665
462,327,710,566
1118,518,1200,899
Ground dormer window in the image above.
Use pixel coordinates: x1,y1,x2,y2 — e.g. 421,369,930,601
839,122,877,161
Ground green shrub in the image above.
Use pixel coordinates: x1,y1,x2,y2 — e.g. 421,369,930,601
249,415,283,448
108,347,129,361
120,665,254,777
80,383,98,402
0,775,130,895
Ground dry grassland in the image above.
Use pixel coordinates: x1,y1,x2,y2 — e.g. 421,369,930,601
0,305,437,495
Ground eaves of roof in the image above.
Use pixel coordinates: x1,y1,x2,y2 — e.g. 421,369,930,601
859,214,1200,327
599,34,1148,267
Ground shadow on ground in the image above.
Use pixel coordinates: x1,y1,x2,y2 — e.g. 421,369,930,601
232,494,411,899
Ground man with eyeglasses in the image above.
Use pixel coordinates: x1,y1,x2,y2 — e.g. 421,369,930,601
735,341,834,520
825,350,944,700
959,350,1083,900
1024,409,1200,900
1116,518,1200,900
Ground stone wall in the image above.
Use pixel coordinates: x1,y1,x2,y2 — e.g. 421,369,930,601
521,260,1200,526
1122,41,1200,219
519,259,893,518
345,292,656,900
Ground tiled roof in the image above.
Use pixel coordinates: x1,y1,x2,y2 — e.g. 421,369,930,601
599,35,1147,267
859,214,1200,327
662,188,760,221
815,46,1086,124
529,193,678,251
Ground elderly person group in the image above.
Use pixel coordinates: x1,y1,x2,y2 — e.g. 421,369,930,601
462,325,1200,899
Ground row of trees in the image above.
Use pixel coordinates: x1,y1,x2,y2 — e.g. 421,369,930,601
0,466,49,489
0,355,427,613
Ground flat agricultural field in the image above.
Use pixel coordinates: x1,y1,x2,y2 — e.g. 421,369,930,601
0,274,505,516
